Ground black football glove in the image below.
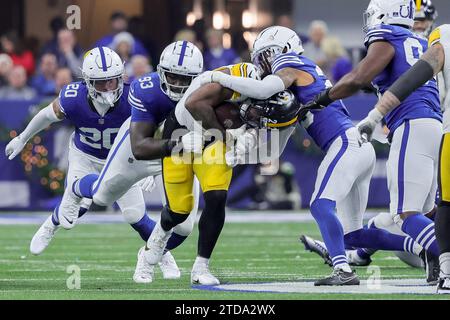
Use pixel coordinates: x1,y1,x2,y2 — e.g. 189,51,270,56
297,88,334,121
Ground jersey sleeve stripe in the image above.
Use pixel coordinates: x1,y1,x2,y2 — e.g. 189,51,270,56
366,29,392,36
128,92,145,107
272,60,303,72
130,102,147,112
273,55,302,65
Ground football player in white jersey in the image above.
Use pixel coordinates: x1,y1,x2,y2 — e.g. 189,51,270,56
357,23,450,293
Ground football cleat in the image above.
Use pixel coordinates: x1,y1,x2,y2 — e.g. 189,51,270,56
299,235,332,267
30,215,59,255
346,249,372,266
133,247,154,284
191,264,220,285
314,268,360,286
437,277,450,294
159,251,181,279
58,186,82,230
144,222,172,265
420,249,440,285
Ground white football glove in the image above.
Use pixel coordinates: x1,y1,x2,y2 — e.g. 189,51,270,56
225,149,245,168
226,124,247,141
235,128,258,155
181,130,204,154
138,176,156,193
5,135,26,160
356,108,384,143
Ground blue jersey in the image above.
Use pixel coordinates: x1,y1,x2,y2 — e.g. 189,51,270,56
364,24,442,135
129,72,176,125
59,82,131,160
272,53,354,151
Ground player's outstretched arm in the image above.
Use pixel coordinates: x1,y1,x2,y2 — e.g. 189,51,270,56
130,121,175,161
329,41,395,100
5,98,64,160
357,43,445,141
211,72,286,100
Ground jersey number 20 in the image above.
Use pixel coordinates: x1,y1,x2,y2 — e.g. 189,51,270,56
79,128,119,149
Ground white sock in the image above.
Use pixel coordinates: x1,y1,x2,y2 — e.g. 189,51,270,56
440,252,450,278
335,263,352,273
194,256,209,268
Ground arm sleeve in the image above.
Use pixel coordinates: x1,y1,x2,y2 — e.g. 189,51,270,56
20,103,62,142
388,59,435,102
214,73,286,100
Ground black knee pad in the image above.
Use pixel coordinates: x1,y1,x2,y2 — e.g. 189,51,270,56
160,206,189,231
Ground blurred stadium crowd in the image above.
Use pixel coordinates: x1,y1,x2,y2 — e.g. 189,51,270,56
0,11,354,102
0,9,367,211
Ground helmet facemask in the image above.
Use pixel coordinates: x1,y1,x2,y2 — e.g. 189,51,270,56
251,45,285,78
363,7,385,33
157,65,197,101
240,100,270,129
85,74,124,107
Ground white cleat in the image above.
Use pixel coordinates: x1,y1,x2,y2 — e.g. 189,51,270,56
58,186,82,230
144,222,172,265
30,215,59,255
191,264,220,285
159,251,181,279
133,247,155,284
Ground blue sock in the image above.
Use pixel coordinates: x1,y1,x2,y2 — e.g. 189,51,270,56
166,233,188,251
310,199,347,268
51,207,60,226
401,214,439,256
356,248,376,259
73,174,98,198
131,214,156,241
344,228,410,252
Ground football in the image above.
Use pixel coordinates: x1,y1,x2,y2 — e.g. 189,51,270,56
214,101,244,129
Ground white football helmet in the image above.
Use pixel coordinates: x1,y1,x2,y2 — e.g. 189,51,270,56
157,41,203,101
363,0,415,33
82,47,124,106
250,26,303,77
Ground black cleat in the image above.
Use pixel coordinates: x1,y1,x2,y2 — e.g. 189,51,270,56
314,268,360,286
300,235,332,267
419,249,439,285
437,277,450,294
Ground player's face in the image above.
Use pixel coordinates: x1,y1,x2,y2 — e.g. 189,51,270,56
413,19,433,34
94,78,119,92
165,72,192,93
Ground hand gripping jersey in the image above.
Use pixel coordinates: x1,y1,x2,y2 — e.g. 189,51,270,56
271,53,354,151
365,24,442,136
59,82,131,160
429,25,450,134
129,72,177,127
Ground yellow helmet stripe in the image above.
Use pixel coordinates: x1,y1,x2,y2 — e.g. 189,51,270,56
267,116,298,128
416,0,421,11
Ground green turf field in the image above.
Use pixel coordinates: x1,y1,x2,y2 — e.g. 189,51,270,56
0,220,446,300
